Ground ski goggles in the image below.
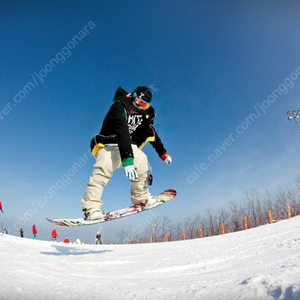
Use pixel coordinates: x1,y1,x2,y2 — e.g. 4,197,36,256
134,96,151,110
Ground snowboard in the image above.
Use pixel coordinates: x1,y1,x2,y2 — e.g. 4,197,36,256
46,189,176,227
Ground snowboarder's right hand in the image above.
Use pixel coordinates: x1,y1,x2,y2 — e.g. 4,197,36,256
124,165,138,181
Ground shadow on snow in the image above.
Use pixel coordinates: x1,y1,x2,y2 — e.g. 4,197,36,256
40,244,113,256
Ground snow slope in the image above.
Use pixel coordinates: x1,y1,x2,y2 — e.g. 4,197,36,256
1,216,300,300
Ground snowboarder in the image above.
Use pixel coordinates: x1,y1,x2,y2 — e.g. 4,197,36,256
32,224,37,239
19,228,24,238
81,86,172,220
0,200,4,213
51,229,58,241
95,232,102,245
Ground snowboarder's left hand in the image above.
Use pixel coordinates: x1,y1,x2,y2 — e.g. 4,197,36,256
161,153,172,165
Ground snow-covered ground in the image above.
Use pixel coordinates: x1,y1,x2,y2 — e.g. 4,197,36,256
1,216,300,300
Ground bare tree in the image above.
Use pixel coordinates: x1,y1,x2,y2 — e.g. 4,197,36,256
294,175,300,192
190,214,201,238
117,229,128,244
287,186,300,216
160,216,172,242
183,214,201,239
183,216,191,239
172,222,183,241
244,189,266,227
217,208,230,233
229,201,243,231
274,189,290,221
206,209,217,236
199,217,209,238
143,216,164,243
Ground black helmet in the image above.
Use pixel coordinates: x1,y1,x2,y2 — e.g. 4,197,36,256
131,86,152,103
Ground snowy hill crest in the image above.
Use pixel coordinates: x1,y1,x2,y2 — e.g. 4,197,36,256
1,216,300,300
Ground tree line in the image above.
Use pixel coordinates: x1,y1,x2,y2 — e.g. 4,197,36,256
113,175,300,244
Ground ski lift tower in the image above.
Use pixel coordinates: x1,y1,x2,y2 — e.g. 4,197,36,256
287,110,300,131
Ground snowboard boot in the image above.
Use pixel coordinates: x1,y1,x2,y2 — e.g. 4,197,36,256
84,208,106,221
145,196,157,207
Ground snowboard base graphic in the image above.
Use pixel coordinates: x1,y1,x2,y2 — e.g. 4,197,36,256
46,189,176,227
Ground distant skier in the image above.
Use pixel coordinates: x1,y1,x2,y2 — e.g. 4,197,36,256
19,228,24,238
75,238,82,244
95,232,102,245
51,229,58,241
0,200,4,213
81,86,172,221
32,224,37,239
63,237,70,243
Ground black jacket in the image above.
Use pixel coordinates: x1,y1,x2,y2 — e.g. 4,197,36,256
91,87,167,161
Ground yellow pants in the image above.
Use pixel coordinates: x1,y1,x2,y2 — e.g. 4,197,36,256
81,145,151,212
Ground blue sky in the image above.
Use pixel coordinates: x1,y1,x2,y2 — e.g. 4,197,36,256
1,1,300,243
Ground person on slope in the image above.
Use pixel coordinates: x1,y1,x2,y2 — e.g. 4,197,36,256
95,232,102,245
81,86,172,220
75,238,82,244
51,229,58,241
32,224,37,239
